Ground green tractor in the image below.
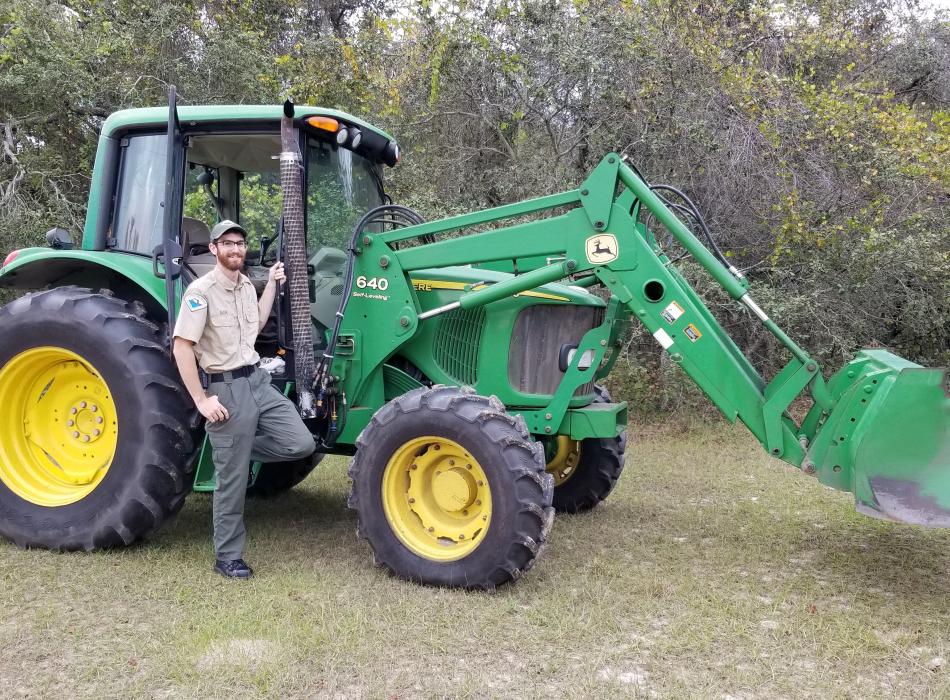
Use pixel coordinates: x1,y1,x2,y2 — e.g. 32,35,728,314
0,92,946,589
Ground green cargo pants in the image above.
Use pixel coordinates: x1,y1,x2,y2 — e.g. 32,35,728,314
205,367,316,560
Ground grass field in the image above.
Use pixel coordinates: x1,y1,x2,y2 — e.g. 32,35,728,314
2,419,948,699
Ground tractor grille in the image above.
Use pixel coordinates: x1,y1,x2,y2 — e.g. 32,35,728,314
433,307,486,385
508,305,605,396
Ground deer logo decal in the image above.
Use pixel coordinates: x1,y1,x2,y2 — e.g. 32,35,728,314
585,234,619,264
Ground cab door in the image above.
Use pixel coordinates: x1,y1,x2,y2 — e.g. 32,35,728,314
157,85,185,330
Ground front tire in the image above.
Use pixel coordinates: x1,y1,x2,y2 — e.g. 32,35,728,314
0,287,194,549
348,385,554,589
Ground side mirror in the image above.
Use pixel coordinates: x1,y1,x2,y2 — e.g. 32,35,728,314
196,168,215,186
45,228,73,250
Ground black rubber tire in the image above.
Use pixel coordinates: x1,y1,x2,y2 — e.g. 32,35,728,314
247,452,324,497
0,287,194,550
551,385,627,513
348,385,554,590
245,382,324,497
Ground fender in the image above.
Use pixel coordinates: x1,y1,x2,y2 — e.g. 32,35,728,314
0,248,169,318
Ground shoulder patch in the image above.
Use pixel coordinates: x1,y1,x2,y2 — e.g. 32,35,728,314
185,295,208,312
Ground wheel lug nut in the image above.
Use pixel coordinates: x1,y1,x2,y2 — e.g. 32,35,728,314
449,459,455,466
410,464,417,470
82,435,90,442
466,464,472,470
91,405,98,412
67,420,74,427
427,527,434,533
93,429,101,436
433,445,440,451
462,509,468,516
80,401,87,408
459,534,465,539
477,480,484,486
96,416,103,424
408,498,415,504
72,431,79,438
475,500,481,506
70,408,77,414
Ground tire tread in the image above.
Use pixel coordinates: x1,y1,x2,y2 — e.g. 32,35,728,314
551,385,628,513
0,287,194,550
349,385,554,590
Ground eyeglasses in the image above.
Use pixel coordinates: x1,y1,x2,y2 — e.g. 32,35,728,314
215,239,247,250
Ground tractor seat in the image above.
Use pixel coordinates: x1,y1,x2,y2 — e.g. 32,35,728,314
181,217,216,278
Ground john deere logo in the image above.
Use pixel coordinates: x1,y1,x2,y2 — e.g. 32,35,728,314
586,234,618,264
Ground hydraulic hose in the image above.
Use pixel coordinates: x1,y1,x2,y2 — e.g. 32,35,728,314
318,204,425,377
313,204,425,444
622,157,739,279
648,184,734,273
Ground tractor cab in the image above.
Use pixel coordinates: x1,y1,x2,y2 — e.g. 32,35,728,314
175,132,385,280
94,102,397,359
174,131,385,353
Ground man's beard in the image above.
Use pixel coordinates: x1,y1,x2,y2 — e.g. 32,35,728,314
215,248,245,271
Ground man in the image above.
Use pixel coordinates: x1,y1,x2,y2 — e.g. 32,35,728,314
173,220,316,579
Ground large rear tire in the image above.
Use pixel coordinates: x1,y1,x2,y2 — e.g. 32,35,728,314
548,385,627,513
348,385,554,589
0,287,194,549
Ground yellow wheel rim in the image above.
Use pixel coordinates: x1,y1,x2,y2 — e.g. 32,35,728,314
381,436,492,562
546,436,581,486
0,347,118,507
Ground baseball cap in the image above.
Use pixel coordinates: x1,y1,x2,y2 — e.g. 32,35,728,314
209,220,247,242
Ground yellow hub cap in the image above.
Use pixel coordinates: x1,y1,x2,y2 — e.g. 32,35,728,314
382,436,492,561
0,347,118,507
546,436,581,486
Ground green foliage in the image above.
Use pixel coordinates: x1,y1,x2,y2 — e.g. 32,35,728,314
604,353,711,416
238,175,284,251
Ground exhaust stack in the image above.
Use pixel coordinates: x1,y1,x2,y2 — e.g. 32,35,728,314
279,100,316,418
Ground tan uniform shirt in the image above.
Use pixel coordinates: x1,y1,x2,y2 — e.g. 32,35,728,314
173,266,261,373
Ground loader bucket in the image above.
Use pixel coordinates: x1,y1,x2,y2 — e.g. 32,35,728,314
807,349,950,527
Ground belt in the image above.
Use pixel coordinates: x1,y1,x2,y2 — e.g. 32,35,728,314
207,364,258,383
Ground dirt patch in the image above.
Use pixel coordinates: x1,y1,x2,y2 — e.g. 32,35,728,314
196,638,281,672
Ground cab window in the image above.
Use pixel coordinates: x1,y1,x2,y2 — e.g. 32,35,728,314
306,139,384,254
111,133,166,254
183,133,283,253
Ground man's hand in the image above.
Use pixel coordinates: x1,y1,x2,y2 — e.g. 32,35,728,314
198,394,230,423
268,261,285,285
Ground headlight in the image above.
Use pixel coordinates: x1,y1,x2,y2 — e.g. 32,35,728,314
559,344,595,372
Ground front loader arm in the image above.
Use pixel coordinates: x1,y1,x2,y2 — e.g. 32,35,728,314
342,153,948,526
380,155,812,465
